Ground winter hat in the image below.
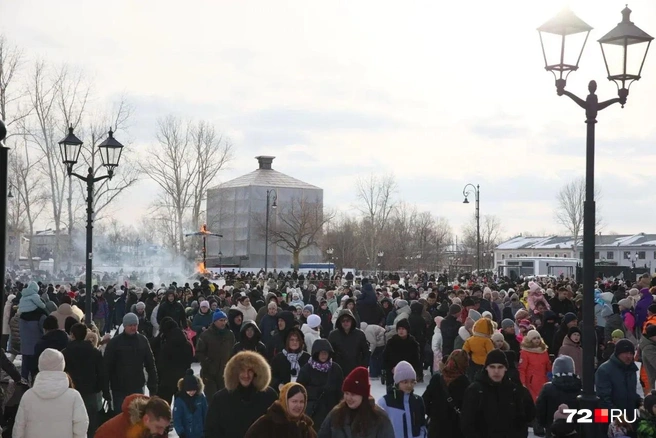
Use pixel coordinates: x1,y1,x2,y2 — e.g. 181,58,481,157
393,361,416,384
562,312,577,326
212,309,228,322
525,329,541,342
307,314,321,329
618,298,633,309
200,301,210,309
501,319,515,330
483,287,492,295
553,404,570,421
434,316,443,329
567,326,581,339
484,349,509,368
649,304,656,315
451,297,462,305
303,304,314,313
449,304,462,315
600,292,614,304
611,329,625,340
123,313,139,326
135,302,146,311
462,297,475,307
38,348,65,372
182,369,199,391
528,281,540,293
614,339,635,357
360,322,368,331
553,355,575,376
464,318,475,331
644,390,656,413
491,332,504,343
482,311,493,320
342,367,370,398
646,324,656,339
468,309,482,322
396,319,411,332
395,299,408,309
518,319,531,330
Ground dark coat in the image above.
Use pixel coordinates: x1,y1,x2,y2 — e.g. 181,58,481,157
504,332,521,358
196,324,235,392
33,329,69,363
535,374,582,437
245,401,317,438
296,339,344,431
271,349,310,390
422,372,470,438
104,331,158,394
151,319,194,398
549,297,576,319
266,311,296,360
595,354,641,411
408,302,428,346
232,321,267,356
63,339,109,396
327,309,369,377
157,296,188,329
382,334,420,378
440,315,461,358
460,372,536,438
191,309,213,335
228,308,244,342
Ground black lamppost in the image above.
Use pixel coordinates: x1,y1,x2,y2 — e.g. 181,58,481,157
218,251,223,276
264,189,278,273
327,247,334,282
377,251,384,279
0,119,8,333
59,126,125,324
538,6,652,436
462,183,480,274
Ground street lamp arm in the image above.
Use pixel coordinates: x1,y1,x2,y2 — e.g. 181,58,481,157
462,183,478,198
558,88,587,109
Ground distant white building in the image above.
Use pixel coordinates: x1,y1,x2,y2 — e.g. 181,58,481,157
495,233,656,274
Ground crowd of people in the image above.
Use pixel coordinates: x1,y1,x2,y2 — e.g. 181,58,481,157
2,269,656,437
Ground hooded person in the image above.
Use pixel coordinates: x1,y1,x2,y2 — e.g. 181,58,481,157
462,317,495,380
228,308,244,342
519,329,552,402
156,288,188,329
382,319,420,387
357,279,385,326
49,296,81,330
151,317,194,404
267,310,297,360
453,316,474,351
301,314,322,354
296,339,344,432
95,394,172,438
244,382,317,438
558,327,583,375
538,310,559,354
271,327,311,390
191,300,213,337
205,351,279,438
328,309,369,377
233,320,267,356
422,349,470,438
172,370,208,438
13,348,89,438
535,355,582,437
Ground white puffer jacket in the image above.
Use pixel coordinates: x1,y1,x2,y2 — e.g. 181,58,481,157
13,371,88,438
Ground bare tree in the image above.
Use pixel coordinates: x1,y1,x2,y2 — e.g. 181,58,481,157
356,174,397,270
323,213,363,270
462,214,503,269
0,35,30,133
555,177,602,250
141,116,233,255
262,196,334,270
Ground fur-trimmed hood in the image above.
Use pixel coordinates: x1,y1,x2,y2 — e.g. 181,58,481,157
177,373,205,393
472,318,494,337
124,394,149,426
224,350,272,392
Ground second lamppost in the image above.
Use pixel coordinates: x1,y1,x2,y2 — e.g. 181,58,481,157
59,126,124,324
463,183,480,274
538,6,652,437
264,189,278,273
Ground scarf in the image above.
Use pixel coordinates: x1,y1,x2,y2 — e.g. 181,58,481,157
309,358,332,372
442,349,468,385
283,349,301,375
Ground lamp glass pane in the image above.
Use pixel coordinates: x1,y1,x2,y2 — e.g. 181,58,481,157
601,42,626,78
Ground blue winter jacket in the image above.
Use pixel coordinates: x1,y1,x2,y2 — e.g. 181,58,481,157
595,354,641,411
358,283,377,305
18,282,46,314
173,392,208,438
377,389,427,438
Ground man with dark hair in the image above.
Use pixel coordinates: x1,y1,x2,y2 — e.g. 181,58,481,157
95,395,171,438
33,315,69,375
63,323,109,437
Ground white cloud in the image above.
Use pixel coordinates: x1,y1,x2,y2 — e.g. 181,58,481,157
2,0,656,238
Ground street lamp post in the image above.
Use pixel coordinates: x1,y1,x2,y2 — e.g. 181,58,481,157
218,251,223,276
59,126,125,324
377,251,384,279
264,189,278,273
538,6,652,437
0,119,8,333
462,184,480,274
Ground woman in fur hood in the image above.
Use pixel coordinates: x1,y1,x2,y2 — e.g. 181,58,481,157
519,329,552,402
205,351,278,438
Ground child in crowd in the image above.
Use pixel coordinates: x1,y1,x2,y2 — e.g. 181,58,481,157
18,281,47,316
377,361,427,438
637,390,656,438
173,369,208,438
463,318,494,380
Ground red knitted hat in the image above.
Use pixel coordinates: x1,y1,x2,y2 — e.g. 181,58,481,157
342,367,370,398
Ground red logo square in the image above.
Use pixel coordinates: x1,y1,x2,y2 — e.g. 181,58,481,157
594,409,609,423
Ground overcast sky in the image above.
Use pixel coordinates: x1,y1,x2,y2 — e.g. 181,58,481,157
3,0,656,241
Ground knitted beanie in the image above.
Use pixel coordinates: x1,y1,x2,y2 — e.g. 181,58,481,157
39,348,65,372
393,361,416,384
484,349,508,368
342,367,370,398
